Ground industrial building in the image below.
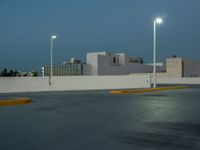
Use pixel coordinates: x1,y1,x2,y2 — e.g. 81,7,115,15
42,51,200,77
42,58,85,76
86,52,165,75
165,57,200,77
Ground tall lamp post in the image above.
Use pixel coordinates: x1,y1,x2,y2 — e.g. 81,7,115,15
153,18,162,88
49,35,57,85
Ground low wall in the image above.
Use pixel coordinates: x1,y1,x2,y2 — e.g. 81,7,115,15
131,73,200,85
157,77,200,84
0,75,151,93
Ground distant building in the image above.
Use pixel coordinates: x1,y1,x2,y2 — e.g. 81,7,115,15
43,58,86,76
129,57,143,64
166,57,200,77
86,51,164,75
42,51,200,77
70,58,82,64
16,71,38,77
130,57,200,78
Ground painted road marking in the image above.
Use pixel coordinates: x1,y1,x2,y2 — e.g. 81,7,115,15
110,86,189,94
0,97,32,106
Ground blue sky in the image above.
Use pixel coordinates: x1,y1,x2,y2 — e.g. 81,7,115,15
0,0,200,71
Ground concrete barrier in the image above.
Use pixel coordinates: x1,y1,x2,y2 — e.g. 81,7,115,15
157,77,200,85
0,75,151,93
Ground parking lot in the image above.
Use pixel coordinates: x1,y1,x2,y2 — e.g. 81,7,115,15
1,87,200,150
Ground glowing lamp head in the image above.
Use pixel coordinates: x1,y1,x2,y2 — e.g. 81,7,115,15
155,18,163,24
51,35,57,39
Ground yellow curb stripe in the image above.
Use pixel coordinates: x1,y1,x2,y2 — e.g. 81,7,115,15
110,86,189,94
0,97,32,106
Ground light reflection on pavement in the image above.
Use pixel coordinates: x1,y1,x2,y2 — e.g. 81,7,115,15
0,87,200,150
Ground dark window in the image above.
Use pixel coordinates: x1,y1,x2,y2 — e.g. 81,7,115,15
113,57,116,63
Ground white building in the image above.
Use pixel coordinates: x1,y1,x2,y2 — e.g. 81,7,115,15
42,51,200,77
86,51,165,75
165,57,200,77
130,57,200,78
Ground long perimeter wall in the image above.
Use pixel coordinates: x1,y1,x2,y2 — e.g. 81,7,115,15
157,77,200,85
0,75,151,93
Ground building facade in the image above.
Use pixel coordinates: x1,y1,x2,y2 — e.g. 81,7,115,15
42,57,88,76
42,52,200,77
166,57,200,77
86,52,165,75
43,63,84,76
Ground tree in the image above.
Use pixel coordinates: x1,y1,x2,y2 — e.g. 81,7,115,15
14,71,18,76
32,72,38,76
0,68,8,76
9,70,14,76
0,68,19,77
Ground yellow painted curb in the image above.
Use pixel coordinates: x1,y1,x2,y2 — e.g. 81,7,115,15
0,97,32,106
110,86,189,94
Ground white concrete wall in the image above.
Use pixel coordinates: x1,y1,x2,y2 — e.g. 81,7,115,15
0,75,151,93
116,53,127,66
166,58,183,77
183,59,200,77
157,77,200,84
86,53,99,75
165,58,200,77
130,72,170,78
130,73,200,85
97,61,164,75
87,51,164,75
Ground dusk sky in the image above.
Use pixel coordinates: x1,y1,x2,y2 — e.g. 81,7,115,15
0,0,200,71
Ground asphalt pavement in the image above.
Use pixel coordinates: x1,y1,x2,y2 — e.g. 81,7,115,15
1,87,200,150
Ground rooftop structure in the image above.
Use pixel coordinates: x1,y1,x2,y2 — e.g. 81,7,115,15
86,51,164,75
166,57,200,77
42,51,200,77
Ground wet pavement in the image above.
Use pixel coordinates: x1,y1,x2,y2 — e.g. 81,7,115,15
1,87,200,150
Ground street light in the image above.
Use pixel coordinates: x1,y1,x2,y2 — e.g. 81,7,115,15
49,35,57,85
153,17,162,88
